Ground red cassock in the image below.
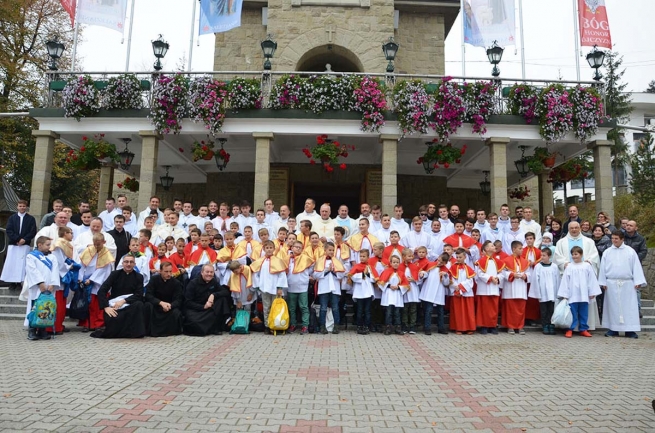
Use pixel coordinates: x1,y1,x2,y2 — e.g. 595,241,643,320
501,255,530,330
475,255,505,328
448,263,476,332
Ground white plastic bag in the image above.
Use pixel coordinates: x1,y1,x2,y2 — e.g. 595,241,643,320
551,299,573,328
312,303,334,332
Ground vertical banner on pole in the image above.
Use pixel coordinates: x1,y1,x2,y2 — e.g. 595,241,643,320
463,0,516,48
578,0,612,49
199,0,243,35
77,0,128,34
59,0,77,27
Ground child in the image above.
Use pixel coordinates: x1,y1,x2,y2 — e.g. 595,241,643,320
273,227,288,252
502,241,530,335
419,253,450,335
400,249,422,334
215,232,247,278
252,209,270,242
522,232,542,325
187,233,217,278
308,232,324,261
149,243,168,275
184,228,201,257
493,240,509,262
381,231,404,266
223,260,255,312
237,226,261,259
138,229,157,261
557,246,601,338
369,241,387,332
470,229,482,263
414,246,430,272
482,212,503,244
230,221,243,242
286,241,314,334
287,217,297,235
169,238,188,281
348,249,379,335
312,242,345,334
377,255,407,335
475,241,505,335
212,234,223,251
540,232,555,255
250,241,288,334
251,229,271,259
50,226,79,335
529,248,560,335
119,238,150,286
448,248,476,335
164,236,176,258
334,226,353,325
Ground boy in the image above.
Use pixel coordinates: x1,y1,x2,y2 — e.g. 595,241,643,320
400,249,422,334
428,220,446,259
252,209,270,242
169,238,188,280
481,212,503,244
377,255,407,335
122,205,137,236
149,243,169,275
382,231,404,266
138,229,157,261
250,241,288,333
273,227,288,252
229,221,243,242
287,217,297,235
184,228,201,257
251,229,272,259
448,248,476,335
50,226,78,335
308,232,324,261
470,228,482,263
164,236,176,258
237,226,261,259
414,246,430,272
223,260,256,312
216,231,247,278
522,232,542,325
400,216,432,257
374,214,393,246
557,246,601,338
502,241,530,335
493,240,509,262
312,242,345,334
348,249,379,335
347,218,380,263
502,217,526,255
187,233,217,278
529,248,560,335
475,241,505,335
212,234,223,251
119,238,150,286
286,241,315,334
419,253,450,335
334,226,353,325
443,220,476,267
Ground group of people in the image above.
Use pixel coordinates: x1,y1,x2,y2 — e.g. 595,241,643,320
1,195,648,340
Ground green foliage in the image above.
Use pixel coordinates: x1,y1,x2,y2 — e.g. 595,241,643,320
629,133,655,206
614,194,655,245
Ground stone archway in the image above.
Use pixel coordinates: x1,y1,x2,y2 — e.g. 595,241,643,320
295,45,364,73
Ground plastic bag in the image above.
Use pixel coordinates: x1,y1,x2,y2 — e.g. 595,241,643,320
311,303,334,332
268,297,289,331
551,299,573,328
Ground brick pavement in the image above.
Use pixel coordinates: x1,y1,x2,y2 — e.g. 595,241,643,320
1,321,654,432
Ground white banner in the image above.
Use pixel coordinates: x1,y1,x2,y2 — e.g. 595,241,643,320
77,0,128,34
463,0,516,47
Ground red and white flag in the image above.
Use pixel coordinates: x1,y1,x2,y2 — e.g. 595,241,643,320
59,0,76,27
578,0,612,49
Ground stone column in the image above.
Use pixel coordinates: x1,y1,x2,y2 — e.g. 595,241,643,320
30,130,59,222
538,173,554,219
253,132,274,207
485,137,510,212
587,139,614,222
380,134,399,215
97,166,115,213
138,131,162,213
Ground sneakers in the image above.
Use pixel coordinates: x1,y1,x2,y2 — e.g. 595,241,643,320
549,325,556,335
518,329,526,335
363,327,370,335
394,326,404,335
508,329,515,335
565,330,573,338
300,326,308,335
27,328,39,341
408,327,416,335
580,330,592,338
37,328,51,340
604,330,618,337
357,326,365,335
542,326,549,335
490,327,499,335
288,325,296,333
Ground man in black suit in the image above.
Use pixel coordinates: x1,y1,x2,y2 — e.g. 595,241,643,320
1,199,37,290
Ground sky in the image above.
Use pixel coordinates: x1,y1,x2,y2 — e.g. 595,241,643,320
75,0,655,92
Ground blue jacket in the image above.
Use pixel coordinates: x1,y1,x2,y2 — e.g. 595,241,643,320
6,212,37,246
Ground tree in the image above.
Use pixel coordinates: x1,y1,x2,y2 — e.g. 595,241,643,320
0,0,99,209
630,133,655,206
647,80,655,94
601,51,633,190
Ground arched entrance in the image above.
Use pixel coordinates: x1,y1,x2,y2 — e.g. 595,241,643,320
296,45,364,73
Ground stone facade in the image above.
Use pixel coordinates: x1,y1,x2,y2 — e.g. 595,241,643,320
643,248,655,301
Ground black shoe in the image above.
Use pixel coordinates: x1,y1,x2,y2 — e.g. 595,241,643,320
363,327,370,335
37,328,51,340
394,326,404,335
320,326,329,335
357,326,364,335
384,326,391,335
331,327,339,335
62,326,70,333
438,329,448,335
27,328,39,341
491,327,499,335
480,327,488,335
424,329,432,335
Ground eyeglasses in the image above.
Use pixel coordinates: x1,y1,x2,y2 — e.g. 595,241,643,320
420,213,427,217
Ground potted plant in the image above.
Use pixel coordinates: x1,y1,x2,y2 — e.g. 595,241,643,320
64,134,119,170
527,147,560,174
191,139,215,162
117,176,139,192
416,139,466,171
302,134,354,172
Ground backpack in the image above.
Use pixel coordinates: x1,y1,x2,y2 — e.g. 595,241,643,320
68,283,90,320
268,297,289,334
27,292,57,328
230,309,250,334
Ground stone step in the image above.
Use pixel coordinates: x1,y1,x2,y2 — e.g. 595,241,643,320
0,304,27,315
641,299,654,308
0,295,26,305
0,313,27,321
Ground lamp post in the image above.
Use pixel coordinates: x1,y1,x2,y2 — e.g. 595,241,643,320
160,166,174,191
151,34,170,71
261,34,277,70
480,171,491,195
118,138,135,171
586,45,606,81
382,37,399,73
486,40,504,78
45,37,66,71
514,145,530,178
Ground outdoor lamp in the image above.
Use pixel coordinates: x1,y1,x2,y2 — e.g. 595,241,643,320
261,34,277,70
480,171,491,195
486,40,504,78
152,35,170,71
514,145,530,178
118,138,135,171
586,45,606,81
214,138,229,171
382,37,399,73
46,37,66,71
160,166,174,191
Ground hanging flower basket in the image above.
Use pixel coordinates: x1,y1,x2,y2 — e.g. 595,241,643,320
150,73,189,135
464,80,498,136
352,76,387,132
214,141,230,171
527,147,561,174
547,162,583,183
509,185,530,200
227,77,262,112
192,139,215,162
416,139,466,172
64,134,119,171
507,83,539,124
537,84,573,143
62,75,101,121
188,76,228,136
302,135,354,173
104,74,143,110
392,80,432,136
117,176,139,192
570,85,604,143
430,77,466,142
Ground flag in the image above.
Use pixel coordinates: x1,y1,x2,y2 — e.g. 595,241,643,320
463,0,516,48
59,0,77,27
578,0,612,49
199,0,243,35
77,0,128,34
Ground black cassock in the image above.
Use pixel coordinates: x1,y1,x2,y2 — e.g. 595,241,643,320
183,276,231,336
94,270,145,338
145,274,184,337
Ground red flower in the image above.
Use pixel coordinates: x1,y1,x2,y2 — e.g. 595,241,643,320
341,151,348,158
82,136,88,141
179,147,184,152
100,134,105,137
334,141,340,147
455,159,461,163
340,163,347,170
444,163,450,169
201,145,208,151
117,183,123,188
80,146,86,152
434,164,439,169
310,159,316,165
436,150,442,155
461,149,466,155
321,134,328,139
351,145,356,150
417,157,424,164
326,165,334,173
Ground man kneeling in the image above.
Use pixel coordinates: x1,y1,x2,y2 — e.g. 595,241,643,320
91,255,145,338
183,264,231,336
145,261,184,337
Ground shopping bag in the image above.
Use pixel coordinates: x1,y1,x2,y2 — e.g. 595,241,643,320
230,309,250,334
268,297,289,331
551,299,573,328
68,283,89,320
27,292,57,328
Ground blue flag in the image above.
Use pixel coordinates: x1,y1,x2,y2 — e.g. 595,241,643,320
199,0,242,35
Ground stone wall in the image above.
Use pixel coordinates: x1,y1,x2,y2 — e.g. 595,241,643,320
395,12,445,75
643,248,655,300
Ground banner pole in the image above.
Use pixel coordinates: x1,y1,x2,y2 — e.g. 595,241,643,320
125,0,136,72
518,0,526,80
71,4,80,71
460,0,466,77
572,0,581,81
187,0,198,71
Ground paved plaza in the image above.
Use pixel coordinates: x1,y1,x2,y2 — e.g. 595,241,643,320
1,321,654,433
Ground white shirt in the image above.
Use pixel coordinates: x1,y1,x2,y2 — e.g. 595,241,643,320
265,211,279,227
179,213,198,231
98,208,120,231
390,218,410,238
519,219,542,247
296,211,321,227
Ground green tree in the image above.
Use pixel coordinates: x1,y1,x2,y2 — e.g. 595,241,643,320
0,0,99,209
601,51,633,190
630,133,655,206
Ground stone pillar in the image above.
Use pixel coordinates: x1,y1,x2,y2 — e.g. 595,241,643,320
253,132,274,207
30,130,59,222
138,131,161,213
587,139,614,222
538,173,554,219
380,134,399,215
485,137,510,213
97,166,115,213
